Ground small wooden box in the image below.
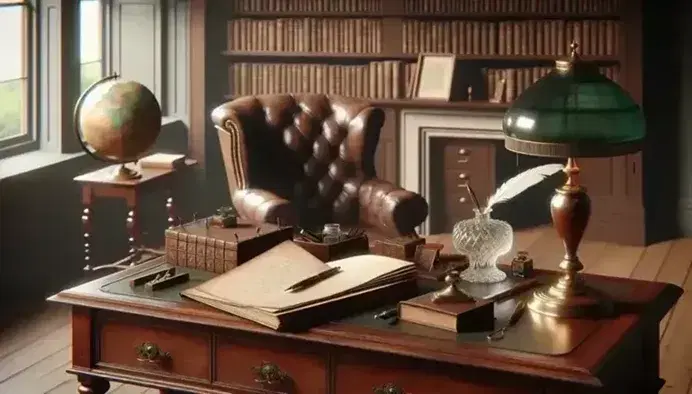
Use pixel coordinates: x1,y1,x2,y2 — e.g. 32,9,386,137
372,236,426,260
164,219,293,273
294,235,370,262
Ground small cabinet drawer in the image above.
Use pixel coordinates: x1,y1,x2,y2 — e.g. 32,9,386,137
214,335,327,394
98,319,211,381
335,354,535,394
442,140,494,170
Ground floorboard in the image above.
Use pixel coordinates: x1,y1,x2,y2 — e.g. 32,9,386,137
1,227,690,393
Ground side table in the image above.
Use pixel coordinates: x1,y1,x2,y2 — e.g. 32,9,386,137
74,159,197,271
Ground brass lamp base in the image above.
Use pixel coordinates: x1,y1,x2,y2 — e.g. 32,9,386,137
111,163,142,181
527,276,604,318
527,158,608,318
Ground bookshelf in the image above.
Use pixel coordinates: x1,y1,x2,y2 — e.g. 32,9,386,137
223,0,625,105
216,0,646,244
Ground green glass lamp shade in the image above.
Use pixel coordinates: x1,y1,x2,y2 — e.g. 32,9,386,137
503,52,645,158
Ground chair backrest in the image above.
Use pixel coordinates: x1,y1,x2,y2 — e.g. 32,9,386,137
213,94,385,225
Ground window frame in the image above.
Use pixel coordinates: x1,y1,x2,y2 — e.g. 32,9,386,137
0,0,38,158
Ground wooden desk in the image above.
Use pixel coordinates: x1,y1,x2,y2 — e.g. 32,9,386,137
49,252,681,394
74,159,196,268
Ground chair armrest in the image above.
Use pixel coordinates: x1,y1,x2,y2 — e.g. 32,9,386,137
358,179,429,236
232,189,295,225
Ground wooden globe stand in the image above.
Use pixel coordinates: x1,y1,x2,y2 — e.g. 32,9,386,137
112,162,142,181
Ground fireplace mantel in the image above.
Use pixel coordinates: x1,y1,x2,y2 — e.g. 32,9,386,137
399,109,505,235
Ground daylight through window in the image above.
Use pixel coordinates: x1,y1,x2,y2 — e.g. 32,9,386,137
0,1,30,143
80,0,102,93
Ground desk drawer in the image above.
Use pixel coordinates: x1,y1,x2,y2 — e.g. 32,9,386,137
215,335,327,394
335,354,535,394
99,319,211,381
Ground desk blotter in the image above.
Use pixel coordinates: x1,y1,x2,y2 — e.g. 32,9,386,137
100,258,215,302
343,274,640,356
99,260,623,357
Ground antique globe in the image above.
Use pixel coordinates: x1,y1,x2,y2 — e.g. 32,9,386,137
74,74,162,180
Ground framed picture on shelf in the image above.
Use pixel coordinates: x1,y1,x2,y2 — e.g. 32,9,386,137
410,54,459,101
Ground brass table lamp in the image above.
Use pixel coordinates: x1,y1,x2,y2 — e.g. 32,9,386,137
502,43,645,318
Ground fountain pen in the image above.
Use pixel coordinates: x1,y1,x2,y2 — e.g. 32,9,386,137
284,266,342,292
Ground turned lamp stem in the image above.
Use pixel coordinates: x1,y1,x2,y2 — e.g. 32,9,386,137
527,157,596,317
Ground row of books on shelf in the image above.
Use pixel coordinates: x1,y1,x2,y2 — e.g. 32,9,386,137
227,18,381,53
231,0,620,14
228,61,620,101
230,61,411,99
488,65,619,102
403,20,619,56
226,18,619,57
233,0,381,13
402,0,620,14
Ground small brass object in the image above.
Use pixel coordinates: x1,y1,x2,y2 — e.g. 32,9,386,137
432,270,473,304
373,383,406,394
252,361,288,385
136,342,169,363
130,267,175,287
467,85,473,101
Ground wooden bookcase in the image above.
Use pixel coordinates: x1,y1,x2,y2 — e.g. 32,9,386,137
223,0,623,105
219,0,646,244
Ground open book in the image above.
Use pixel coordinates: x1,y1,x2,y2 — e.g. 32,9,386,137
182,241,417,330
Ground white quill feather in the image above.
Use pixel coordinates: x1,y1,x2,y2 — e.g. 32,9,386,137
484,163,565,213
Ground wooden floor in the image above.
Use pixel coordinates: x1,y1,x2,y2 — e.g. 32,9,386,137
2,226,692,393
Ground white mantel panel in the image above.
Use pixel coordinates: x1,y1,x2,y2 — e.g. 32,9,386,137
399,109,505,235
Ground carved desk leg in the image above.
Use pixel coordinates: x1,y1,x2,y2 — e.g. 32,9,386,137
77,375,109,394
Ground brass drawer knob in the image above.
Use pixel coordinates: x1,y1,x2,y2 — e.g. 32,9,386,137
253,361,288,385
457,149,470,163
459,197,467,203
135,342,169,364
373,383,408,394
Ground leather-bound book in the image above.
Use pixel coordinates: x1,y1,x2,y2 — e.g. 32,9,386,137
398,292,494,333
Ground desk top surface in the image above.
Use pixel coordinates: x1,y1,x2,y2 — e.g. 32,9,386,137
50,251,682,387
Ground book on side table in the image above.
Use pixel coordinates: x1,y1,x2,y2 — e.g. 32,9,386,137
182,241,418,331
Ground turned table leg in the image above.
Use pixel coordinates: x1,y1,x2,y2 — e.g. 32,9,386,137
77,375,109,394
166,194,176,228
126,200,141,256
81,186,94,271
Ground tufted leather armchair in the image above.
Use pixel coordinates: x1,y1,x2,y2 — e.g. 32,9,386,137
211,94,428,236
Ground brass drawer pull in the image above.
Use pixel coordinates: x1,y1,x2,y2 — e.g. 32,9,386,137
253,361,288,385
373,383,409,394
457,148,470,163
458,173,469,180
458,197,467,203
135,342,169,364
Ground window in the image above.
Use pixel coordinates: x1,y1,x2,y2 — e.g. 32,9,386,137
80,0,102,93
0,1,33,149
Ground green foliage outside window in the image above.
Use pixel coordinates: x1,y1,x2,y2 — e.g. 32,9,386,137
0,61,101,141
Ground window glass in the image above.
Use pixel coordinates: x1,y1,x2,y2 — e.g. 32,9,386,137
80,0,102,93
0,4,28,142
